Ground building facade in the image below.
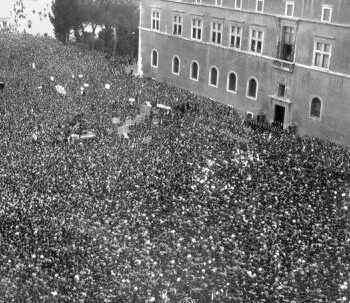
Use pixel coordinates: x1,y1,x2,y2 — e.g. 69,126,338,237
138,0,350,146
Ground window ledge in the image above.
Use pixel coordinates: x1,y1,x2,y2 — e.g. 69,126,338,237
312,65,330,72
250,52,264,56
273,59,295,72
229,46,242,50
227,89,237,94
308,115,321,121
246,96,257,101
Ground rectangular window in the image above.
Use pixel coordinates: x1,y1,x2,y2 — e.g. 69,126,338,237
151,10,160,31
256,0,264,12
215,0,222,6
211,21,223,45
230,25,242,49
192,18,203,41
313,41,331,69
321,5,332,22
285,1,294,17
173,15,183,36
250,29,264,54
246,112,254,120
235,0,242,9
280,26,295,61
277,83,286,97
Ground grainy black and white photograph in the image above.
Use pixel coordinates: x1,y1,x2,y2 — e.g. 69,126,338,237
0,0,349,302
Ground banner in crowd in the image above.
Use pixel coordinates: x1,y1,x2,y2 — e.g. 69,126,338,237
157,104,171,110
112,117,120,124
142,136,152,144
55,85,66,95
80,131,96,139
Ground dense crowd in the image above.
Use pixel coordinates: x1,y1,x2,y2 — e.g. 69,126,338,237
0,33,349,303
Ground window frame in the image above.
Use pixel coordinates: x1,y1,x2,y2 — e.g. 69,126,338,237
234,0,242,10
211,21,223,45
246,77,259,100
215,0,222,7
195,0,202,4
151,49,158,68
309,96,323,120
172,14,183,36
191,18,203,41
208,66,219,88
246,111,254,119
190,60,200,81
285,1,295,17
172,55,180,75
227,71,238,93
312,39,332,70
229,24,242,50
277,82,286,98
249,28,264,54
151,9,160,31
321,5,332,23
280,25,296,62
256,0,264,12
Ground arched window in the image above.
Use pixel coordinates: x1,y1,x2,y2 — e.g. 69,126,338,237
151,49,158,68
209,66,219,87
247,77,258,99
227,72,237,92
190,61,199,81
172,56,180,75
310,97,322,118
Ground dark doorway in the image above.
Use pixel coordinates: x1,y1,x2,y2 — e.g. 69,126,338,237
274,105,285,126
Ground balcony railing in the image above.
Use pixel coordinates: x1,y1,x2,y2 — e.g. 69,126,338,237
273,58,295,72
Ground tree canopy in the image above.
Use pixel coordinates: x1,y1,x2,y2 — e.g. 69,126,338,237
49,0,82,43
49,0,139,56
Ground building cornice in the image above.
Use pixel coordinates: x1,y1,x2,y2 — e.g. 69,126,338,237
139,26,350,80
313,34,336,40
171,9,186,14
159,0,350,29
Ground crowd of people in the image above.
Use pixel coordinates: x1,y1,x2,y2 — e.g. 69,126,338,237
0,33,349,303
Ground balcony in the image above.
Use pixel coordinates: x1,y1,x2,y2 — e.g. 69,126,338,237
273,58,295,72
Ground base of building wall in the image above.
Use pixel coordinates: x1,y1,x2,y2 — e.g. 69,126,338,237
140,67,350,147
